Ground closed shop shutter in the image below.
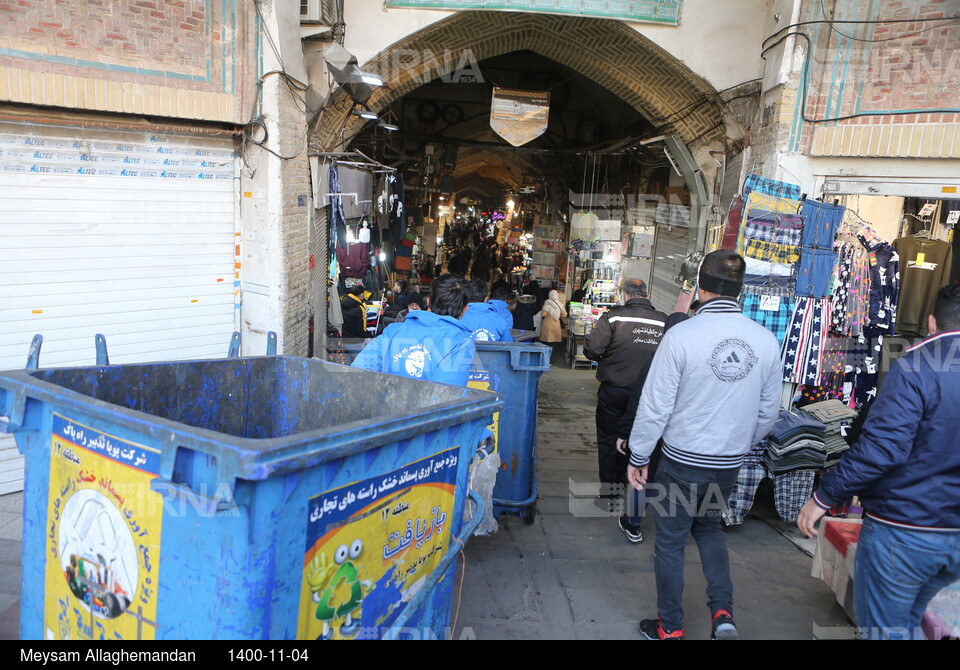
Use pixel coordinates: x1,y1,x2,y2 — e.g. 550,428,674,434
649,224,690,315
0,119,237,494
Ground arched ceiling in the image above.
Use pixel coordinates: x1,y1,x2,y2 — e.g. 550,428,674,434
313,10,727,153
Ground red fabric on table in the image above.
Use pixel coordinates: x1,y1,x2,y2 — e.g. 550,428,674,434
824,519,862,558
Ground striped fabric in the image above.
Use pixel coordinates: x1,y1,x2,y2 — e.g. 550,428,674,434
782,297,831,385
663,442,745,470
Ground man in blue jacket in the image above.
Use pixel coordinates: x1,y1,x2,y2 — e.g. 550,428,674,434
798,282,960,640
352,274,476,386
488,285,515,339
460,278,513,342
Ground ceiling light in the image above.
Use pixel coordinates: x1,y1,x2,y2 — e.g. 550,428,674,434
353,109,378,120
379,122,399,132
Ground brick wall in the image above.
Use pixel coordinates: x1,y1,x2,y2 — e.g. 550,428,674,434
276,81,312,356
0,0,254,123
794,0,960,157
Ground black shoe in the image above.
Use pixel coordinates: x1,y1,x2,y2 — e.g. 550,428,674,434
710,610,739,640
639,618,684,640
618,515,643,543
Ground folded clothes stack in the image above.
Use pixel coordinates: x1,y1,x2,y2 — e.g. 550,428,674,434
800,400,857,467
764,409,829,475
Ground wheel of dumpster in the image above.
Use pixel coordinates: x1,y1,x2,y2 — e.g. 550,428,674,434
104,592,122,618
522,501,537,525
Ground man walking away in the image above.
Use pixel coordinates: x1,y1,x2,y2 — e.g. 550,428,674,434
798,282,960,640
584,279,667,543
627,251,782,640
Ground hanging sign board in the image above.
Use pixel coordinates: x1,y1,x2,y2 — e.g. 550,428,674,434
384,1,683,25
490,87,550,147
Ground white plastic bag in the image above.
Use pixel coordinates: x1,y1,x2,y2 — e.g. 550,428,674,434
466,447,501,536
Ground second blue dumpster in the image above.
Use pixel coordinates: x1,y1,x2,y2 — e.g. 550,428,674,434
468,342,550,523
0,355,502,640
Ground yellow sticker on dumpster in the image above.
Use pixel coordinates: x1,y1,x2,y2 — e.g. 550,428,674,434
44,414,163,640
468,371,500,455
298,448,460,640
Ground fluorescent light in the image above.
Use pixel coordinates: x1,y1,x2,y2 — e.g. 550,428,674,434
506,199,515,209
353,109,378,120
379,122,399,132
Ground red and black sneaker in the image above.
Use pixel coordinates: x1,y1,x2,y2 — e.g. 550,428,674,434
638,618,684,640
711,610,739,640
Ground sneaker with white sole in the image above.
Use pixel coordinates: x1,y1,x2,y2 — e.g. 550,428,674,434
618,514,643,543
711,610,739,640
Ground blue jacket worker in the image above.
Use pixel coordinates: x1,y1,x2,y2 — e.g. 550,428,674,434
352,274,476,387
798,282,960,640
488,284,515,340
460,278,513,342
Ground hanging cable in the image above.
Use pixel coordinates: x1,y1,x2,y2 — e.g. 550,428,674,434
760,31,960,123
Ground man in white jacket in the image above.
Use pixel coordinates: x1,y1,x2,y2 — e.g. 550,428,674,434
627,250,782,641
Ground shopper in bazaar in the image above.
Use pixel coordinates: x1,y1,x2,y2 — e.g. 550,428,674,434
797,282,960,640
583,278,667,543
626,251,782,641
538,289,567,363
460,278,514,342
351,273,476,387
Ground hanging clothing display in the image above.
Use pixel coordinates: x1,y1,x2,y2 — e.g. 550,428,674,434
329,163,348,251
741,292,796,348
782,297,831,385
795,200,844,298
893,236,953,337
388,173,405,243
335,240,370,278
860,235,899,334
743,174,803,201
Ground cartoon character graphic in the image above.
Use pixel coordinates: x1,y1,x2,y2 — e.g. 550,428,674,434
306,539,373,639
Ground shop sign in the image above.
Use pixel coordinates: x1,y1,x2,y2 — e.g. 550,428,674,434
384,1,683,25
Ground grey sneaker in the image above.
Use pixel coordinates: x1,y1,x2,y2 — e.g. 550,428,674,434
618,514,643,543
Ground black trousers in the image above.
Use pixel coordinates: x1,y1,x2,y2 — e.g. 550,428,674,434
596,383,632,487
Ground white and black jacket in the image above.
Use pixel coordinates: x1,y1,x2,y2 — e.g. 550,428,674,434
628,298,782,470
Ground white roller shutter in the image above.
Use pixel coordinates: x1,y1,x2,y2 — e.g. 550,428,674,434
0,119,238,494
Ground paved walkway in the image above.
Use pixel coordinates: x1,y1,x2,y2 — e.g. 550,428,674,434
455,367,850,640
0,366,851,640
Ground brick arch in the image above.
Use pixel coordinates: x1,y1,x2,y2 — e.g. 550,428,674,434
314,11,726,151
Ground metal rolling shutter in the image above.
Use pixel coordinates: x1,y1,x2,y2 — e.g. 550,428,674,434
0,120,237,494
649,224,689,314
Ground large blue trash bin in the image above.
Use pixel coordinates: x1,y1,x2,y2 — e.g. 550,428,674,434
468,342,550,524
0,356,502,640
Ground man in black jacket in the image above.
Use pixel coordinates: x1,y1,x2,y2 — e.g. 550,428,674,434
584,278,667,542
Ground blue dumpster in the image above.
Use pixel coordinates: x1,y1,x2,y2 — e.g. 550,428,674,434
468,342,550,524
0,355,502,640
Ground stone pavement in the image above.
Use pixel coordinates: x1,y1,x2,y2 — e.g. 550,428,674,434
0,366,850,640
454,366,850,640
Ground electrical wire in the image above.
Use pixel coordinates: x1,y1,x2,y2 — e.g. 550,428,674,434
819,0,960,43
762,13,960,48
760,31,960,123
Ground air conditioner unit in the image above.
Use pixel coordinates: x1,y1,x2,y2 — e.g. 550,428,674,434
300,0,335,23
